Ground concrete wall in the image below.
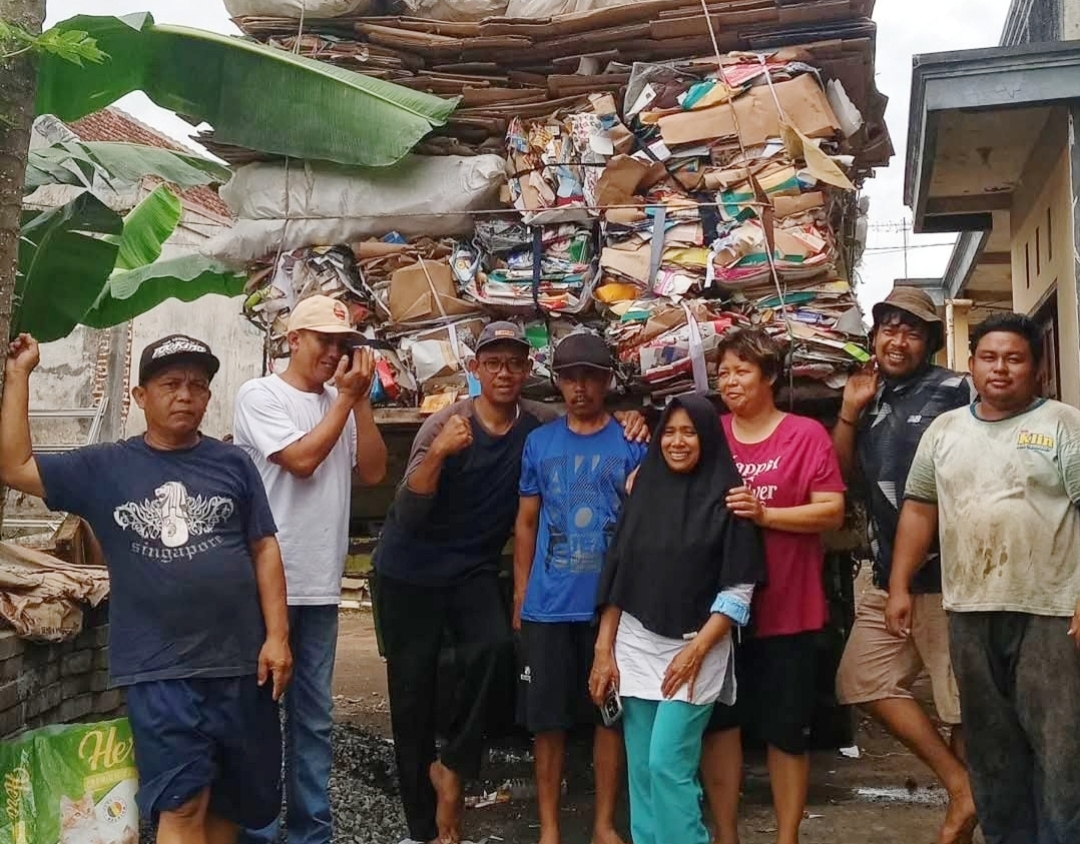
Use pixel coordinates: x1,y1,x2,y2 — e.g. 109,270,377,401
1009,109,1079,407
0,605,124,738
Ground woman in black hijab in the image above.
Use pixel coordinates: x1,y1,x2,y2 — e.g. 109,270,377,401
588,394,765,844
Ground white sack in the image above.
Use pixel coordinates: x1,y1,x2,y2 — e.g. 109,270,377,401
204,155,507,266
397,0,508,20
223,0,377,17
503,0,625,18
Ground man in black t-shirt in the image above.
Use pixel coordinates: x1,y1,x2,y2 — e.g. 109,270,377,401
375,322,646,844
0,332,292,844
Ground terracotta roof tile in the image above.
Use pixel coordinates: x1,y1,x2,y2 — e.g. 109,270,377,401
67,108,233,221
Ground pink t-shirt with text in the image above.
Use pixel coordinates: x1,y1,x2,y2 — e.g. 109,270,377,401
721,413,846,637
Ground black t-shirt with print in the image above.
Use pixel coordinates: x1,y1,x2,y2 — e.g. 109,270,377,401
37,436,277,686
856,365,973,593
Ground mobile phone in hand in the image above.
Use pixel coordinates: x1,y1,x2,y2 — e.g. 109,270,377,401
600,685,623,727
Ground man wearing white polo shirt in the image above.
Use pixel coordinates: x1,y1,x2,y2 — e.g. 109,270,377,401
234,295,388,844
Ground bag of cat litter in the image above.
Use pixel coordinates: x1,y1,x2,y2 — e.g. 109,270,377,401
0,718,139,844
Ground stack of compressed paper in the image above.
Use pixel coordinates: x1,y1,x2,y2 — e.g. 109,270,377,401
224,0,889,407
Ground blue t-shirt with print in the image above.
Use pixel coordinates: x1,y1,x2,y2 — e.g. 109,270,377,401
519,417,646,622
36,436,277,687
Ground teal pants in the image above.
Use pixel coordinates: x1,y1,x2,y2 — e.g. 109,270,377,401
621,696,714,844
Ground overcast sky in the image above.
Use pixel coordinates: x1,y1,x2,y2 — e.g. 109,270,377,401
45,0,1012,310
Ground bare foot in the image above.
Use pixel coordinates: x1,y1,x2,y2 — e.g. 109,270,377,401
590,827,626,844
538,828,562,844
938,788,977,844
429,760,463,844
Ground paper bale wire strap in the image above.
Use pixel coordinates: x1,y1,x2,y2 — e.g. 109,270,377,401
264,2,311,376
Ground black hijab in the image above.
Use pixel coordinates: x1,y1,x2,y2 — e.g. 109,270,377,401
596,394,766,639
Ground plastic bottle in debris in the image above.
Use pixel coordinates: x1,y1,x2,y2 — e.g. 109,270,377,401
498,777,568,801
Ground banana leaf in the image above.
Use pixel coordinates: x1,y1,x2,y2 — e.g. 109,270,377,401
35,13,460,168
25,140,231,194
109,185,182,270
81,254,246,329
15,194,122,342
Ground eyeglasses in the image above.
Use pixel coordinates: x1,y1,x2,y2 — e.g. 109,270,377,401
478,356,529,375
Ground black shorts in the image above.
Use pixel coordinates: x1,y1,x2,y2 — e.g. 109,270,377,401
705,631,818,755
516,620,600,733
126,675,281,827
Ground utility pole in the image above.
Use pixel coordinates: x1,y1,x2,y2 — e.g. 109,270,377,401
0,0,46,532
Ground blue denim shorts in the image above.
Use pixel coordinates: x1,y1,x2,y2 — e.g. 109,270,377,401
127,675,281,827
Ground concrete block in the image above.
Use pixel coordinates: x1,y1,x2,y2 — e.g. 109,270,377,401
61,675,91,699
22,643,56,668
93,649,110,670
93,689,123,714
31,683,62,718
89,670,110,692
58,640,76,656
0,633,24,661
39,664,60,687
0,681,20,712
60,650,93,677
58,693,93,723
0,656,23,682
0,705,24,738
74,628,97,650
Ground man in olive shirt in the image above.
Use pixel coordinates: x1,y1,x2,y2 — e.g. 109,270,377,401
888,313,1080,844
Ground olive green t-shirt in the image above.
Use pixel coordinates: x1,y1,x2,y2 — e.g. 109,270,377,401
905,399,1080,617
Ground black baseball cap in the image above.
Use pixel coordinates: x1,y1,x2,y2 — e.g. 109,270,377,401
138,334,221,385
553,332,613,371
475,321,530,354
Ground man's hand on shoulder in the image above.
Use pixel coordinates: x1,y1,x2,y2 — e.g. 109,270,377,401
5,334,40,379
613,409,649,443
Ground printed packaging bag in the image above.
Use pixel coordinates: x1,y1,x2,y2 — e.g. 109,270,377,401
0,719,139,844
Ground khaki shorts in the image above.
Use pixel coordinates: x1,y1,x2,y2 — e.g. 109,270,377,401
836,586,961,725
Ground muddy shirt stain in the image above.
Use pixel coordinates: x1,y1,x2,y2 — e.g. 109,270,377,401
904,399,1080,617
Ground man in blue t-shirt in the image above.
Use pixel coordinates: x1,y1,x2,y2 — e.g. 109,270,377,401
0,332,292,844
513,332,646,844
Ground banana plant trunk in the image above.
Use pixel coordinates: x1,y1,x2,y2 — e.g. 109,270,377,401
0,0,45,533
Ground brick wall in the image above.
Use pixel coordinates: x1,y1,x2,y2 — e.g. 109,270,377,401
0,604,123,738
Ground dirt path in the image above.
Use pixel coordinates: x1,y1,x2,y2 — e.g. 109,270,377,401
332,611,973,844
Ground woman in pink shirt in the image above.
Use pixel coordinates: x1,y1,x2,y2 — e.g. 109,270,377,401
701,328,846,844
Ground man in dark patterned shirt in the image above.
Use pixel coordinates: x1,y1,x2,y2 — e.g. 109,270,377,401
832,287,977,844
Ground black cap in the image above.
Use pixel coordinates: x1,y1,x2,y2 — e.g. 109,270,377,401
475,321,530,354
138,335,221,385
553,332,612,371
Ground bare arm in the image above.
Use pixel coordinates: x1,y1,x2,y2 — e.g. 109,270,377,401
727,489,845,534
0,336,45,498
272,348,378,480
512,496,541,631
353,398,388,486
589,604,623,704
889,500,938,592
272,393,356,479
832,364,878,480
250,535,293,701
884,500,939,637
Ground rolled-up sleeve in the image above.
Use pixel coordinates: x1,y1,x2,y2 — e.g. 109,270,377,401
711,582,755,626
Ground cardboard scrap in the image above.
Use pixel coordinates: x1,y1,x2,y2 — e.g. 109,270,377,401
389,259,480,323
